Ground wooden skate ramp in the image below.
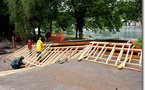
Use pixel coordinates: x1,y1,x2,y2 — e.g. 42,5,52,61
78,41,142,72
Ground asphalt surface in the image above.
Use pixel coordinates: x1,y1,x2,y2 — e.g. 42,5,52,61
0,58,142,90
0,54,13,71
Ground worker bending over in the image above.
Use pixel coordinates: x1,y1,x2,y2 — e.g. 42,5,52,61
10,56,25,69
36,37,44,59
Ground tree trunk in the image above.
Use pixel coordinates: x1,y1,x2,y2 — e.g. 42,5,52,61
49,20,52,32
75,27,78,39
76,16,85,39
79,29,83,39
38,21,41,37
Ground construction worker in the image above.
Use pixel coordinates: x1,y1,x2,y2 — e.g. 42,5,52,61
10,56,25,69
28,38,32,50
44,30,50,42
28,38,32,55
36,37,44,59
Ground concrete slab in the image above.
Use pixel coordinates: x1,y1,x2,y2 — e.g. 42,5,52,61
0,59,142,90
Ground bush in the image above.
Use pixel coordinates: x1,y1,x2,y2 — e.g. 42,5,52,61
136,37,142,46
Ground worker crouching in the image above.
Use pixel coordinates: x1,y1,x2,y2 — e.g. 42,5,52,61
10,56,25,69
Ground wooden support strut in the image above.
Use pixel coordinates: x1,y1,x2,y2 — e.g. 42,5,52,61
94,44,106,61
117,45,131,69
106,45,116,64
139,51,142,65
115,45,124,66
39,48,57,65
78,44,93,60
128,45,135,63
86,43,99,60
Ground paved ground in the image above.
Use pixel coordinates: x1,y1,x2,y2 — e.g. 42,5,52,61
0,54,13,71
0,57,142,90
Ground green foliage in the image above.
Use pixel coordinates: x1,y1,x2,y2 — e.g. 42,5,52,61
136,37,142,46
88,35,93,38
0,0,14,38
117,0,142,22
86,0,123,32
2,0,142,40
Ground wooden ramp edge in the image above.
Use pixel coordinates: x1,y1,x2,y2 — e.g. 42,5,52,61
0,67,34,76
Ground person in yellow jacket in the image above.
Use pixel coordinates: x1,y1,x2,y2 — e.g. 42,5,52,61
36,37,44,58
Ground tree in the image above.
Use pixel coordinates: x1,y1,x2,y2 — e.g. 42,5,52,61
65,0,123,38
65,0,93,39
5,0,61,39
86,0,123,32
0,0,14,39
117,0,142,24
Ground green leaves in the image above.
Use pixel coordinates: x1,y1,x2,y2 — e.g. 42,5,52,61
3,0,142,39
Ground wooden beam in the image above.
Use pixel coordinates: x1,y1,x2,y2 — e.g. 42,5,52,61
94,44,106,61
106,45,116,63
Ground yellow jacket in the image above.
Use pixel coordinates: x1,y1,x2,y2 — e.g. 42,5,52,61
36,40,44,52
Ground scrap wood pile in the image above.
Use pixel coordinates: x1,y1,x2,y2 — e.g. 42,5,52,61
7,41,142,72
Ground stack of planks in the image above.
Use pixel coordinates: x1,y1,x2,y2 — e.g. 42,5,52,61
78,41,142,72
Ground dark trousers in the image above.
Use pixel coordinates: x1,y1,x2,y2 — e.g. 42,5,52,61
45,36,49,42
37,52,41,61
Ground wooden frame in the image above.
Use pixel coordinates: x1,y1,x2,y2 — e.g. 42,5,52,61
78,41,142,72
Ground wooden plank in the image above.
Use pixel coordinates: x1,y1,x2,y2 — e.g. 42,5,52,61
89,56,142,66
39,48,58,65
115,45,124,65
82,59,141,72
50,48,72,64
123,67,141,72
100,49,107,58
71,49,84,59
44,48,68,65
86,43,99,59
27,44,51,67
106,45,116,63
90,41,132,46
94,44,106,61
68,47,79,59
78,44,93,60
42,48,63,65
92,46,141,52
128,45,135,63
123,45,131,67
0,67,34,76
139,51,142,65
92,47,99,57
7,45,27,59
82,59,117,67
